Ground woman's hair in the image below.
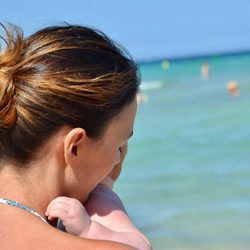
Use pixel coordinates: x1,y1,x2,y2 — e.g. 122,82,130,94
0,23,140,166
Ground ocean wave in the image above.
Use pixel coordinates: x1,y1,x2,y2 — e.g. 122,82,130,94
140,81,163,91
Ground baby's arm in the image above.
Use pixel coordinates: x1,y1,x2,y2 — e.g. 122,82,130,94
84,184,152,250
46,194,151,250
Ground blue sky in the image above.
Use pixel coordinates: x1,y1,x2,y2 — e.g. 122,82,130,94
1,0,250,61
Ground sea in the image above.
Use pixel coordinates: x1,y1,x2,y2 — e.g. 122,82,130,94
115,53,250,250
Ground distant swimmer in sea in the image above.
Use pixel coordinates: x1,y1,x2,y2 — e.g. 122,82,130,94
226,80,240,97
201,62,210,80
161,60,170,70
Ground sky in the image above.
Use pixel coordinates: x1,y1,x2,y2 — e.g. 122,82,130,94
1,0,250,61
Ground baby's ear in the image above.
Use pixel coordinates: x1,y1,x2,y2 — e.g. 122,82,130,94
63,128,86,164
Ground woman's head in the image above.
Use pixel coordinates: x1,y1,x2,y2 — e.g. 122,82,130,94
0,24,140,166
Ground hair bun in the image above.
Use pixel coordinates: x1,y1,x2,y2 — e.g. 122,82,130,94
0,23,23,130
0,77,16,130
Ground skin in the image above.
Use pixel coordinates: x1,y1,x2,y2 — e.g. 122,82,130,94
45,145,151,249
0,99,141,250
108,142,128,182
45,188,151,250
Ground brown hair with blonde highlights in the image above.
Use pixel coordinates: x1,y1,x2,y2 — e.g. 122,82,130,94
0,23,140,166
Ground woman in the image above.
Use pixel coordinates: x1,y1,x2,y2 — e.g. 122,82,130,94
0,24,150,249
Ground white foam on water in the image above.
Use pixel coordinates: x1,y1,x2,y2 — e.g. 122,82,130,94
140,81,163,91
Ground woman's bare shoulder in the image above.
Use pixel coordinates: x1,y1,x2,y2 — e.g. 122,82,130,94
0,206,136,250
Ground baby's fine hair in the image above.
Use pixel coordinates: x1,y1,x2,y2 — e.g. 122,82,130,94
0,23,140,166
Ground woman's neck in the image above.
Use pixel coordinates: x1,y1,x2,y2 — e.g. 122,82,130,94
0,161,62,219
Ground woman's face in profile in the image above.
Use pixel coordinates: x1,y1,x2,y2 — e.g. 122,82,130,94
73,98,137,197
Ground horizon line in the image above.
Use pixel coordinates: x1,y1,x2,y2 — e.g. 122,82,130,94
137,48,250,64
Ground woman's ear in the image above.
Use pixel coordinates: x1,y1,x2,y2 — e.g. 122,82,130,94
64,128,86,165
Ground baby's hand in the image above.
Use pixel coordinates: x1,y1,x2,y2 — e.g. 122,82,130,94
46,196,91,236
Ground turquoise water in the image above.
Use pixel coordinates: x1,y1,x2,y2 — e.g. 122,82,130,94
115,53,250,250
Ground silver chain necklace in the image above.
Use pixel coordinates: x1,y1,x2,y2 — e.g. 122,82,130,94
0,197,48,224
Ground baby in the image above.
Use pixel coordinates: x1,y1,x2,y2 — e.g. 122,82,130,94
46,144,152,250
